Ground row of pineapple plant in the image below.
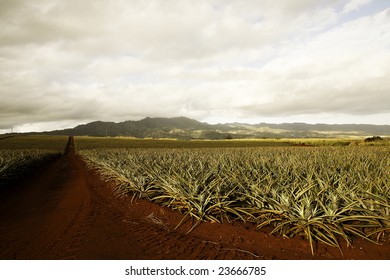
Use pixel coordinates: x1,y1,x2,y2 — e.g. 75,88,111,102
0,150,60,187
0,136,69,188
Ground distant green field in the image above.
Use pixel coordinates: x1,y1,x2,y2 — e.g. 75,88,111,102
74,135,375,150
0,135,69,151
74,136,295,149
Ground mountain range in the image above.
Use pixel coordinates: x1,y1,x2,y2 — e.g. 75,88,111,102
45,117,390,139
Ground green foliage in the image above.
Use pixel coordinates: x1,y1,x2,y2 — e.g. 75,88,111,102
365,136,384,142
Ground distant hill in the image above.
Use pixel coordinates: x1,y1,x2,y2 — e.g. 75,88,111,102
43,116,390,139
47,117,210,139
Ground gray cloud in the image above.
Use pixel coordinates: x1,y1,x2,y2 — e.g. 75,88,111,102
0,0,389,132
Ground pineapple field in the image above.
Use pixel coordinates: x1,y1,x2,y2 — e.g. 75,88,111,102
77,137,390,255
0,135,389,259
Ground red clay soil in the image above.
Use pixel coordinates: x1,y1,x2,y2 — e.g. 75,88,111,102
0,137,389,260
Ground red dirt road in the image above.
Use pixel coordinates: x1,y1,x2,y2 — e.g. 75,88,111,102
0,137,389,260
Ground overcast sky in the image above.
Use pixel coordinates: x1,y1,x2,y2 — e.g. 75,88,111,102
1,0,389,133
